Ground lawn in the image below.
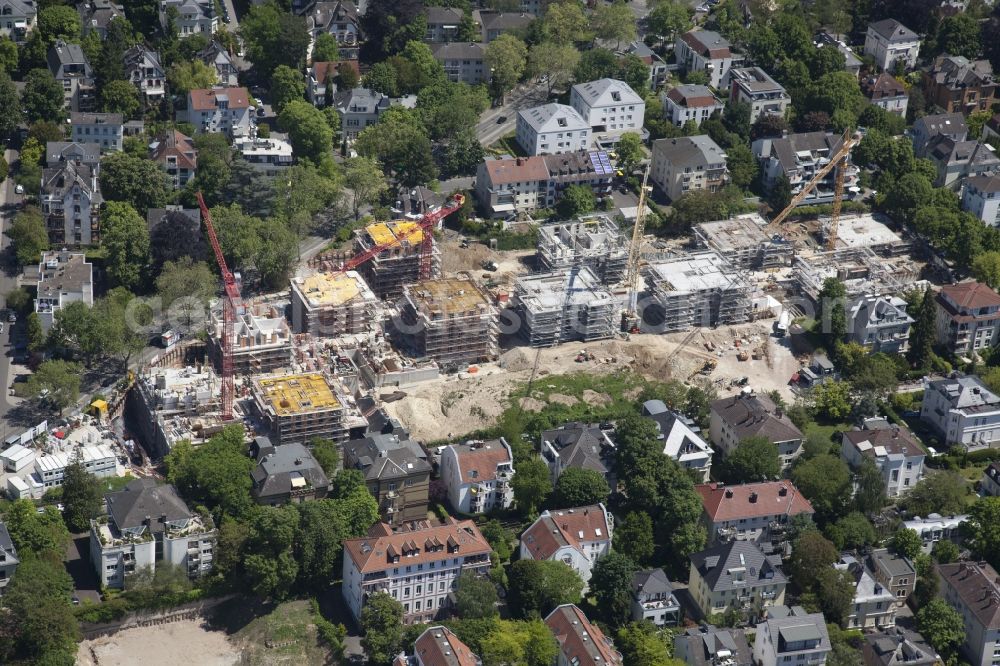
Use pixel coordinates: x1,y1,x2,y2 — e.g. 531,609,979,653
231,599,329,666
803,420,851,448
102,475,134,493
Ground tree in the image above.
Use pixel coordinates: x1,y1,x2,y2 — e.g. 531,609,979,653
0,35,17,73
279,100,335,169
356,108,437,187
480,619,560,666
506,559,584,619
485,34,527,102
512,456,552,515
810,381,853,422
590,552,637,627
310,437,339,476
792,454,853,523
613,511,655,565
807,71,865,122
528,41,580,96
964,496,1000,569
359,0,425,62
721,436,781,483
239,1,309,78
344,156,389,219
813,567,855,627
935,14,981,59
312,32,340,62
551,467,610,508
917,598,965,659
0,70,20,139
0,556,79,664
61,460,103,532
270,64,307,115
616,621,675,666
99,152,171,214
825,511,877,550
885,172,934,222
167,59,218,94
4,500,70,557
973,251,1000,290
164,426,255,518
26,311,44,353
726,143,759,190
361,591,405,664
787,530,839,592
931,538,960,564
854,458,887,516
902,471,969,517
907,285,936,368
574,48,618,82
454,571,499,619
817,277,847,343
364,61,399,96
617,132,644,175
26,360,82,413
100,79,140,117
21,68,65,123
6,205,48,266
590,1,636,49
155,257,216,328
102,201,150,290
150,209,208,268
543,0,591,44
557,184,596,219
647,0,692,44
38,6,81,41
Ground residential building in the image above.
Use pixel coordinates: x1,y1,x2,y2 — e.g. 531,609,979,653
650,135,729,202
816,31,863,77
289,269,376,336
249,436,330,505
147,206,199,233
424,6,464,42
45,141,100,170
344,432,431,524
935,281,1000,355
234,136,294,176
676,625,754,666
937,561,1000,666
397,277,498,366
341,519,492,623
982,461,1000,496
903,514,968,554
33,250,93,332
40,160,102,246
753,606,831,666
863,73,909,116
631,568,681,626
752,131,859,205
688,540,787,618
868,548,916,608
431,42,486,85
675,29,735,89
620,41,668,88
545,604,623,666
847,294,914,354
926,137,1000,188
642,252,753,332
478,10,532,42
923,56,997,115
0,522,18,594
395,626,481,666
78,0,123,38
663,84,725,128
912,112,968,157
512,267,617,347
709,392,804,470
307,60,359,107
836,554,899,629
198,40,237,86
864,19,920,71
920,373,1000,451
47,39,95,112
89,478,216,589
642,399,712,481
728,67,791,123
333,87,416,143
519,504,613,586
841,419,925,497
123,44,165,102
440,439,514,514
307,0,362,59
540,422,615,485
0,0,35,43
984,112,1000,143
178,87,253,138
963,174,1000,226
695,481,814,548
70,112,123,152
569,78,645,148
251,372,358,445
149,129,197,188
159,0,217,37
862,628,941,666
516,103,590,156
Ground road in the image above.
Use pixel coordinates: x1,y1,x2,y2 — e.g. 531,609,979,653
0,148,22,428
475,81,550,147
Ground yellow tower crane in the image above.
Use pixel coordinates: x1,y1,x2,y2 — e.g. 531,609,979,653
621,165,651,333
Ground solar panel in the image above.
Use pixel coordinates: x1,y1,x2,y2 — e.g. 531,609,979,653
589,151,613,175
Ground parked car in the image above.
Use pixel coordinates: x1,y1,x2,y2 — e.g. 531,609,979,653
14,184,24,194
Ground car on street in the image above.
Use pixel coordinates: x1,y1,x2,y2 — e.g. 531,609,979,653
8,312,15,323
14,184,23,194
496,115,507,124
71,596,80,605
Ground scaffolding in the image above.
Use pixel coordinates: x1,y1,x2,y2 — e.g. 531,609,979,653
536,215,630,284
354,221,441,300
642,252,752,332
399,277,499,366
209,303,292,375
794,247,909,302
251,372,354,445
290,270,377,335
693,214,793,269
513,267,617,347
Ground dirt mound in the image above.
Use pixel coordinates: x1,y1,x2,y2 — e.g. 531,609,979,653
548,393,579,406
519,396,547,412
582,389,612,406
499,347,533,372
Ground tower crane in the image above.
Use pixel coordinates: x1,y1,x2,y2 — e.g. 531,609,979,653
621,165,651,333
196,191,241,421
767,128,860,250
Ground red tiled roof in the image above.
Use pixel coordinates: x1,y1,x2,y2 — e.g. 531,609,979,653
482,156,548,185
452,440,511,483
150,129,197,171
695,481,814,523
681,30,731,58
343,519,491,575
188,86,250,111
521,505,611,561
414,626,479,666
312,59,360,83
545,605,623,666
938,281,1000,311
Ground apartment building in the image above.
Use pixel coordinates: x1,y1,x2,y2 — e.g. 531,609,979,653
676,626,754,666
47,39,95,112
962,174,1000,226
863,628,941,666
198,40,237,86
641,252,752,332
847,294,913,354
333,87,417,143
431,42,486,85
920,373,1000,451
650,135,729,202
545,604,624,666
753,131,859,205
982,461,1000,496
40,160,102,246
235,136,294,176
935,281,1000,355
440,439,514,514
923,56,997,115
642,399,713,481
515,103,590,156
569,78,645,148
250,373,352,445
0,522,18,595
753,606,831,666
540,422,615,485
178,87,253,138
868,548,916,608
478,10,533,42
695,481,814,548
344,432,431,524
307,60,359,107
341,519,492,624
159,0,217,37
249,437,330,505
864,19,920,71
912,112,968,157
675,29,734,89
33,250,93,332
90,478,215,589
841,420,925,497
424,6,464,42
937,561,1000,666
395,626,480,666
728,68,790,123
0,0,35,43
519,504,613,586
631,568,681,626
663,84,725,128
307,0,363,59
926,137,1000,188
149,129,197,188
123,44,165,102
79,0,125,41
862,73,908,117
70,112,123,152
709,392,804,470
689,540,787,618
837,554,899,630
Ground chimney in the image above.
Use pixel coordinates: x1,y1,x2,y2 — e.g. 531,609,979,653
516,157,522,166
778,486,788,497
749,492,758,503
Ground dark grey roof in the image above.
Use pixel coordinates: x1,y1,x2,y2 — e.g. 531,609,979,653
913,112,967,138
479,10,533,31
334,87,389,114
146,206,201,230
0,521,18,563
926,374,1000,409
762,606,830,655
344,433,430,482
632,568,673,596
45,141,101,167
676,626,753,666
79,0,124,32
426,5,463,23
868,19,918,43
123,44,164,75
251,441,330,499
929,55,994,88
690,540,786,592
41,162,101,204
431,41,486,60
71,111,123,126
864,628,940,666
106,478,192,533
710,392,803,444
869,548,916,578
540,422,611,475
653,135,727,170
756,131,845,172
966,174,1000,194
927,136,1000,168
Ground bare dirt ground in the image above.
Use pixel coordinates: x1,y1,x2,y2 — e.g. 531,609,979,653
439,238,536,288
384,320,805,442
76,619,240,666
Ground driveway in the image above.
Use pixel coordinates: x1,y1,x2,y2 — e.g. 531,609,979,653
65,533,102,604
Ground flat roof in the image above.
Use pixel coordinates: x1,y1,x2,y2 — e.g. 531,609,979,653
695,214,771,251
831,214,903,249
515,267,614,310
292,270,374,308
407,278,491,314
646,252,744,293
34,444,116,472
365,220,424,247
256,373,341,416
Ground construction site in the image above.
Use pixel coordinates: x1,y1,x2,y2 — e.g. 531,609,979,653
511,267,618,347
536,215,630,284
397,277,499,367
290,270,378,336
793,247,914,302
693,214,793,269
641,252,753,332
354,221,441,299
208,303,293,376
249,372,365,445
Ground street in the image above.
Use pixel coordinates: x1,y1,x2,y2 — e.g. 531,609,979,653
0,148,23,428
475,81,550,147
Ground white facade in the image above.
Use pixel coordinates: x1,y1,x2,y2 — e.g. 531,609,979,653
519,504,613,587
663,84,725,128
234,137,294,176
124,45,166,101
837,554,898,630
516,103,590,156
728,68,790,123
920,375,1000,451
159,0,217,37
178,87,253,138
753,607,831,666
904,514,968,554
675,29,734,89
34,445,117,488
34,251,93,332
841,426,924,498
864,19,920,72
0,0,35,43
569,78,645,147
439,439,515,514
963,175,1000,226
70,112,123,152
847,294,913,354
0,444,34,472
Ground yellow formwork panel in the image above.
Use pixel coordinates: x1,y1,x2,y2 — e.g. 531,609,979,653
257,373,341,415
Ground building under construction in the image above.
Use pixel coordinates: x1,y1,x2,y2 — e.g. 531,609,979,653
290,270,377,336
250,372,361,445
536,215,630,284
512,267,617,347
354,221,441,300
693,214,793,269
209,303,292,376
642,252,752,332
794,247,910,302
398,277,498,367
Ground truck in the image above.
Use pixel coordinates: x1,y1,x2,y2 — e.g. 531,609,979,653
774,310,791,337
161,330,180,349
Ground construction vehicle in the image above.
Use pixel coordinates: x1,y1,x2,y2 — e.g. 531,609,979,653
482,260,498,272
621,165,652,333
575,349,595,362
767,128,861,250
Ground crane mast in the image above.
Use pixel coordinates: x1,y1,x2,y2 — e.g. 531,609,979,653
622,165,651,332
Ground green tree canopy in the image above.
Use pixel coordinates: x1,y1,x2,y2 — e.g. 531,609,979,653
589,551,637,627
361,592,405,664
312,32,340,62
512,456,552,516
916,598,965,660
551,467,610,508
99,151,171,214
825,511,877,551
791,454,853,523
102,201,150,290
271,64,306,114
6,205,48,266
278,99,335,169
164,425,255,518
613,511,655,565
964,496,1000,570
901,471,969,517
61,460,103,532
239,1,309,77
484,33,527,101
889,528,923,561
26,360,82,414
557,184,596,219
721,436,781,483
21,68,65,123
454,571,500,619
787,530,839,592
506,559,584,619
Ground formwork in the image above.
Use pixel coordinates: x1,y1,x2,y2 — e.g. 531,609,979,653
251,372,350,445
693,214,793,269
794,247,907,302
209,304,293,375
643,252,752,332
536,215,630,284
354,221,441,300
290,270,377,335
399,278,499,366
512,266,616,347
